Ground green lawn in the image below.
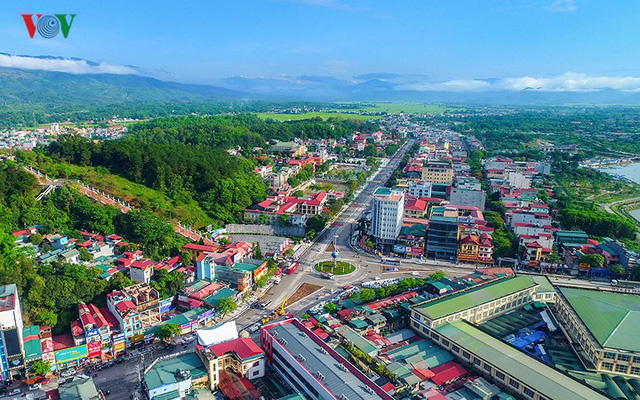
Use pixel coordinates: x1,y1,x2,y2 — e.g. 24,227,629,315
255,112,380,121
314,261,355,275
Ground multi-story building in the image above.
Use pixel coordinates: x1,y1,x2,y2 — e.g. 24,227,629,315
107,291,144,344
450,188,486,211
407,180,433,198
421,161,454,185
425,216,459,260
410,275,555,331
554,286,640,377
261,319,394,400
370,187,404,244
0,285,24,382
76,303,114,361
123,284,162,329
129,259,154,284
197,337,265,390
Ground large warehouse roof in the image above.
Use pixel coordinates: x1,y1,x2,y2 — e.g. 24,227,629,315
412,276,537,319
436,321,609,400
558,286,640,352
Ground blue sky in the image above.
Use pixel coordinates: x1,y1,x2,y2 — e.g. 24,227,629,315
2,0,640,91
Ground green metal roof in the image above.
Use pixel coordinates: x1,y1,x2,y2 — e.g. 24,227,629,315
154,390,181,400
144,352,207,391
234,262,259,272
526,275,555,294
335,325,378,355
205,287,237,307
559,286,640,352
436,321,609,400
413,276,537,320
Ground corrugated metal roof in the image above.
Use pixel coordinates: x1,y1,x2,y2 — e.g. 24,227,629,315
435,321,609,400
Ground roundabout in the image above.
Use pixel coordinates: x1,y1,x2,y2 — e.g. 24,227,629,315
313,260,356,276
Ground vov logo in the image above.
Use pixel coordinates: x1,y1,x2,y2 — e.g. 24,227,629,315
21,14,76,39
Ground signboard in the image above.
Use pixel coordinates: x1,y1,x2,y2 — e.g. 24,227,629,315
85,328,100,339
197,309,215,322
160,298,173,313
88,341,102,357
55,344,88,364
254,262,268,281
411,247,424,257
579,263,591,271
130,333,144,344
393,245,406,254
113,342,126,352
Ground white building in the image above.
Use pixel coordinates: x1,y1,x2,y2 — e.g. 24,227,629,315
450,188,486,211
407,180,433,198
0,284,24,381
370,187,405,242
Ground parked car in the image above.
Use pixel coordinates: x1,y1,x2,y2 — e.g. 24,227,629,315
9,388,20,395
40,378,50,385
58,378,67,385
29,383,41,390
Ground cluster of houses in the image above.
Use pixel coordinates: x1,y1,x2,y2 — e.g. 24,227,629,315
0,123,127,151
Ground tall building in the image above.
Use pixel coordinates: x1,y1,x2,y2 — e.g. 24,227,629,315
425,216,459,260
421,161,454,185
370,187,405,244
0,284,24,381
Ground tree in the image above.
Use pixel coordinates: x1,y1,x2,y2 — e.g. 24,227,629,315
30,360,51,377
156,323,181,342
78,247,93,262
306,215,326,233
323,302,337,314
180,250,192,266
257,276,268,288
365,240,374,248
217,298,237,316
301,313,311,320
108,272,133,291
428,270,446,281
254,243,263,260
29,233,43,246
34,309,58,327
359,289,376,302
580,254,605,268
283,248,295,258
609,264,627,279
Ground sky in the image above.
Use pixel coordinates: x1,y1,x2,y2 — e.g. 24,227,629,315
2,0,640,91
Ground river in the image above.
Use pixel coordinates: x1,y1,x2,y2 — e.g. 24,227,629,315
598,162,640,184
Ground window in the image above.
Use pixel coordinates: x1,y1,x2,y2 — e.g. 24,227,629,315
631,366,640,376
495,371,505,380
441,339,449,346
451,345,460,353
604,352,616,360
483,364,491,373
601,362,613,371
509,378,520,389
618,354,631,362
474,358,481,366
523,387,535,398
462,351,470,359
615,364,628,373
634,356,640,364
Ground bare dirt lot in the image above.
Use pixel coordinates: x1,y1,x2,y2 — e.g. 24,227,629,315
288,282,323,305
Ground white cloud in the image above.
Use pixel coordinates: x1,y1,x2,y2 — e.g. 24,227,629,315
395,73,640,92
279,0,367,12
0,54,139,75
546,0,577,13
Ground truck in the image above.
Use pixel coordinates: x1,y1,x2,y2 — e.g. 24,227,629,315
321,272,334,280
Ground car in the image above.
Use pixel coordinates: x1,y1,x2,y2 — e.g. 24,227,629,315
247,324,261,334
58,378,66,385
285,313,294,318
342,285,352,290
373,276,381,280
29,383,41,391
411,271,420,276
9,388,20,395
40,378,50,385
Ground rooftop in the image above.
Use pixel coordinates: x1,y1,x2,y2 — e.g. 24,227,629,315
265,320,392,400
412,276,537,320
144,352,208,391
558,286,640,352
435,321,608,400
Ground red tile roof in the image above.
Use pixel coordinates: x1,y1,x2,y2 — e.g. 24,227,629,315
208,337,264,360
430,361,468,385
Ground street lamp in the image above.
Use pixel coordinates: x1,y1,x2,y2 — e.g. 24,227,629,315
331,234,339,274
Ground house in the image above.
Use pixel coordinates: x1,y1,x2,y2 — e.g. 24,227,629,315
130,259,155,284
196,337,265,390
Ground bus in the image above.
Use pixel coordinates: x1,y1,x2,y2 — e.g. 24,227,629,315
380,258,401,266
286,262,299,275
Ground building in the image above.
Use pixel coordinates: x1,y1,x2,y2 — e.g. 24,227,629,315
407,180,433,198
182,243,220,263
421,161,454,185
0,284,24,382
425,216,458,260
261,319,394,400
410,275,556,330
129,259,154,284
58,375,104,400
554,286,640,377
245,192,327,226
144,352,209,400
370,187,405,244
76,303,114,361
426,320,608,400
272,141,307,157
450,188,486,211
197,337,265,390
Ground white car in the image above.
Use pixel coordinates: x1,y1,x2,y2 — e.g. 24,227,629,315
411,271,420,276
373,276,381,280
9,388,20,395
29,383,41,391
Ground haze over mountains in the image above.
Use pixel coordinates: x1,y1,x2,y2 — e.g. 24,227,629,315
4,53,640,106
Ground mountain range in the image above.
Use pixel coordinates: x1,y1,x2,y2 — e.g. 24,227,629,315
4,54,640,106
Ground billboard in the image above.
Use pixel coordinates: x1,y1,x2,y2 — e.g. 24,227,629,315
393,245,406,254
88,341,102,357
55,344,88,364
113,341,126,352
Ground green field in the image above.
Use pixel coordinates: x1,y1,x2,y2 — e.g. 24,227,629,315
255,112,380,121
338,102,462,114
314,261,355,275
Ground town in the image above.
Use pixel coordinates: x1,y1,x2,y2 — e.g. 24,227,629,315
0,107,639,400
